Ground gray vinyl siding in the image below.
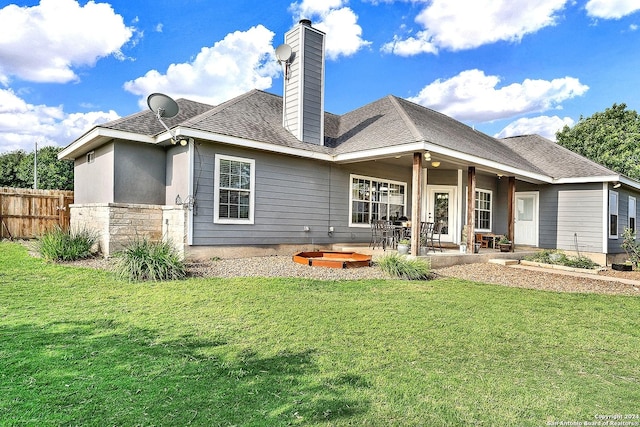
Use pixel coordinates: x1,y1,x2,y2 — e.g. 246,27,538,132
427,169,458,186
458,171,499,233
492,177,510,235
608,186,640,254
283,23,324,145
283,28,300,138
556,186,602,253
300,28,324,145
191,143,412,246
527,183,603,253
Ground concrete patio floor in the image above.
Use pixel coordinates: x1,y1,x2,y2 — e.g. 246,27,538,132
333,243,539,269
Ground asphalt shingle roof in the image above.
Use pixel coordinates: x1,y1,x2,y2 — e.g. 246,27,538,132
499,134,617,179
103,98,214,136
90,89,617,181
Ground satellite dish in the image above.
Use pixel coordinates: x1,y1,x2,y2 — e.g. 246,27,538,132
146,92,187,145
147,92,179,118
275,44,293,63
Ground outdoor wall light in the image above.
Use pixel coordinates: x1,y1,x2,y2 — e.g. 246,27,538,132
613,182,621,188
431,161,441,168
173,136,193,146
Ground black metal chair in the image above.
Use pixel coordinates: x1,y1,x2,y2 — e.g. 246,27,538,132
370,219,394,250
428,221,443,252
419,222,433,252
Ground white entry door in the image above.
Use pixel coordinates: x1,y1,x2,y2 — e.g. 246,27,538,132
515,192,539,246
427,186,457,242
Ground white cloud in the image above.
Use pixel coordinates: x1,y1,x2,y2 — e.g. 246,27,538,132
407,69,589,122
0,88,118,153
586,0,640,19
494,115,575,141
292,0,344,16
0,0,135,84
290,1,371,59
381,32,438,55
123,25,282,107
382,0,569,55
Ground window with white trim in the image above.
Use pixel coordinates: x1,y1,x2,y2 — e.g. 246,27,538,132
475,189,492,231
87,151,95,164
629,195,636,233
350,175,406,226
609,191,618,238
214,155,255,224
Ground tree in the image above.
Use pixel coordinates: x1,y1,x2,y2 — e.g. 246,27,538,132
0,146,73,190
556,103,640,180
0,150,29,188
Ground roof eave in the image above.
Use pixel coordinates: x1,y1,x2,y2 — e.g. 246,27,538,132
58,127,156,160
175,127,334,161
333,140,554,184
554,174,640,191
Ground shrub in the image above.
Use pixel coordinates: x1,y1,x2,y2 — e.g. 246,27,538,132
114,238,186,282
525,249,599,269
377,253,431,280
37,226,98,261
563,256,600,269
621,227,640,267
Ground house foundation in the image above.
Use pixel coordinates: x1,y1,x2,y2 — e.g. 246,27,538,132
70,203,188,258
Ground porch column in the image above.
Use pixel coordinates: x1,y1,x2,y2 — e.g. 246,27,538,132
410,152,423,256
466,167,476,252
507,176,516,252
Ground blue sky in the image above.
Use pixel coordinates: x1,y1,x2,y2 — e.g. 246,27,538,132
1,0,640,154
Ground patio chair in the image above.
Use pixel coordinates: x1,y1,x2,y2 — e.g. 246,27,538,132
475,233,488,248
370,220,394,250
428,221,443,252
419,222,433,251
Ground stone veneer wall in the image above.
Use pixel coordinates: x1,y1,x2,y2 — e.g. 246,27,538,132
70,203,187,258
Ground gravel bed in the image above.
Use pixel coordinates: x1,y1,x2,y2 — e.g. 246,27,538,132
435,263,640,296
55,253,640,296
187,255,394,280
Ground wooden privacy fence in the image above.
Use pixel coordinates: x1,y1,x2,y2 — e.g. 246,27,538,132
0,187,74,239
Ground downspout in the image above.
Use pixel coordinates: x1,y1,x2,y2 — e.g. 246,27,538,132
602,182,609,264
188,141,195,246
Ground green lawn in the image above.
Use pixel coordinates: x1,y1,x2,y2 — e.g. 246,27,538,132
1,241,639,426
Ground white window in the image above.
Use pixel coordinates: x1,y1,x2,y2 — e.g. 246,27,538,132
87,151,95,164
214,155,255,224
475,189,492,231
349,175,407,226
629,196,636,233
609,191,618,238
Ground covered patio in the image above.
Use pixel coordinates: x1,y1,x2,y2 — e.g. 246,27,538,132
336,147,544,258
334,242,538,269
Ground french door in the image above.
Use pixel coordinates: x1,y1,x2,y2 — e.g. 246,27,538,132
426,186,457,242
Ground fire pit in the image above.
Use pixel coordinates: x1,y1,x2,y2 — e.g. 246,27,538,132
292,251,372,268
